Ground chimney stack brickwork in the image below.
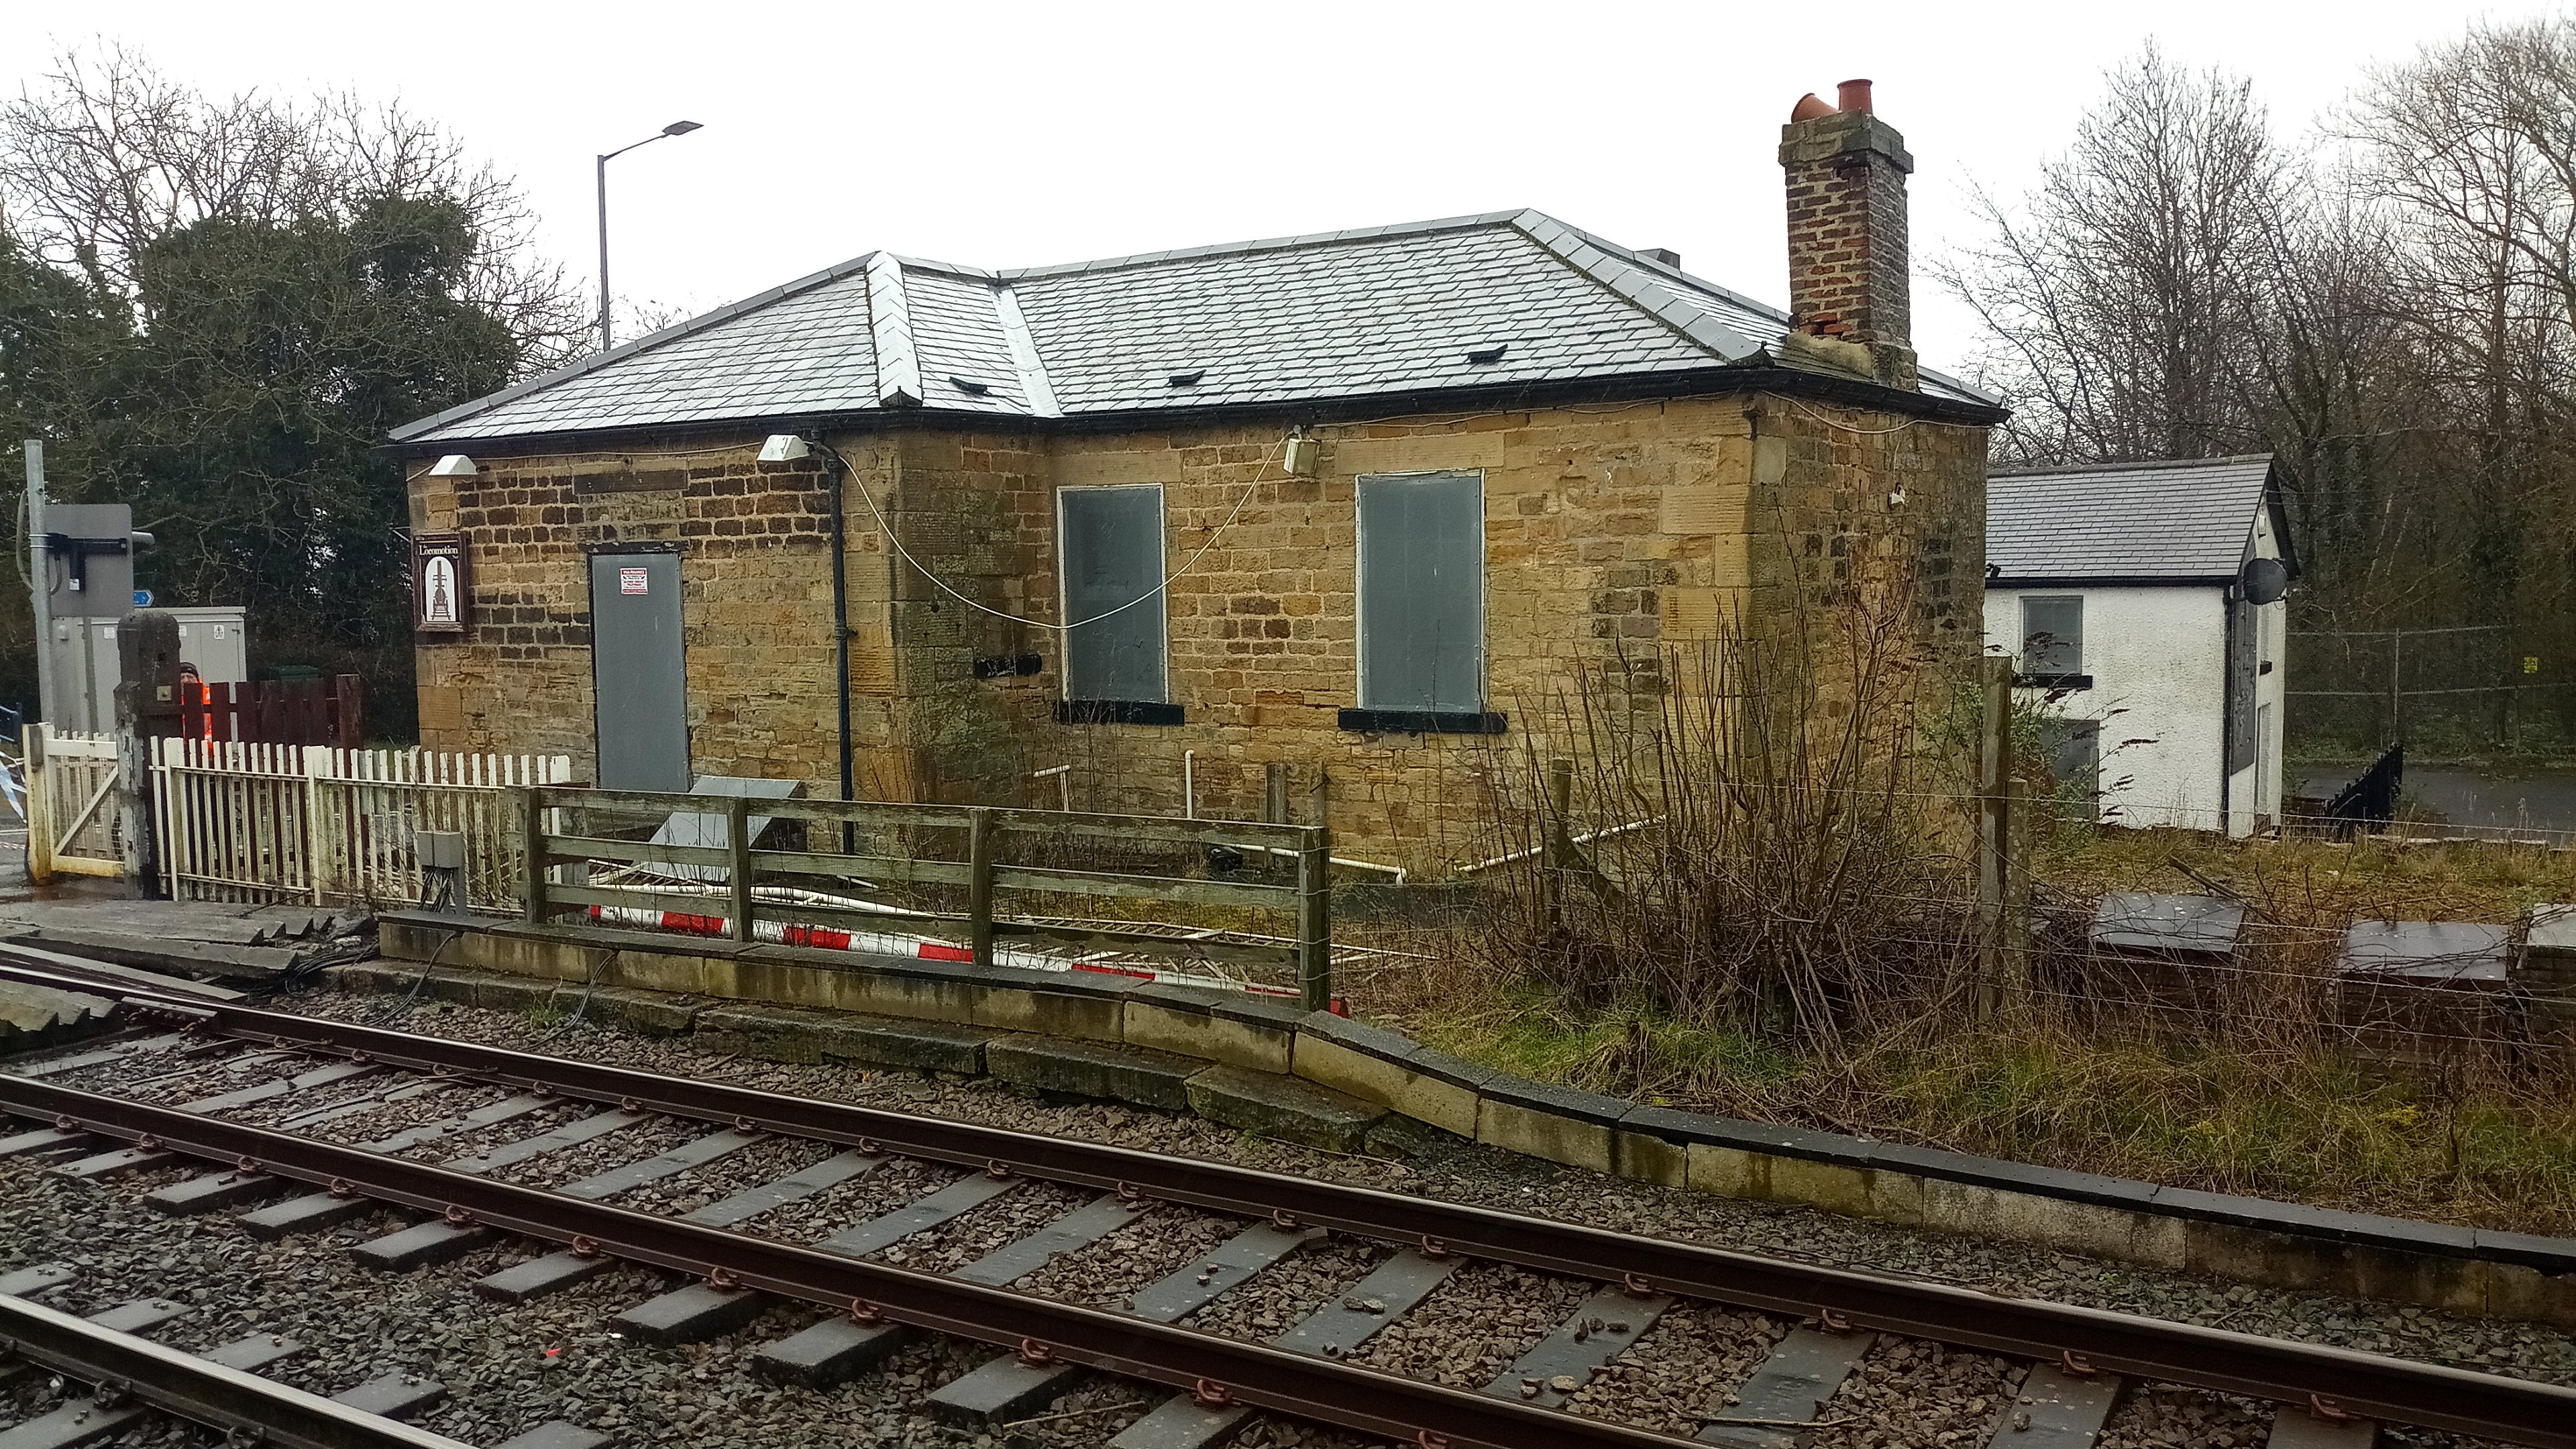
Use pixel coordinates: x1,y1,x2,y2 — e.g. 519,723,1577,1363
1780,107,1919,390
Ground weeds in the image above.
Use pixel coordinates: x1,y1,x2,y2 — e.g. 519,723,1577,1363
1382,588,2576,1232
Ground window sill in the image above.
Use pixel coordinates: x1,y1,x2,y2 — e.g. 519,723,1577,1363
1338,708,1507,736
2016,673,2094,691
1054,700,1183,727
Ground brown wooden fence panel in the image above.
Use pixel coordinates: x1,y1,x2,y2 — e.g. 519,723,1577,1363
174,677,366,748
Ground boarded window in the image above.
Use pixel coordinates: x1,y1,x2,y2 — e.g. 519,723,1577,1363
1357,471,1485,712
2038,717,2102,810
1059,485,1167,703
2021,595,2084,676
2227,594,2257,769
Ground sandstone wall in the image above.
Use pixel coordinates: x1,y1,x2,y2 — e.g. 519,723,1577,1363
409,390,1985,870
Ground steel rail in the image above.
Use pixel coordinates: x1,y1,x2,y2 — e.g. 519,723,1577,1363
0,1291,475,1449
14,963,2576,1446
1,1073,1678,1449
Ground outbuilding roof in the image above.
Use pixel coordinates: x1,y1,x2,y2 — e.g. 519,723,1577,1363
1986,454,2281,586
394,209,1995,447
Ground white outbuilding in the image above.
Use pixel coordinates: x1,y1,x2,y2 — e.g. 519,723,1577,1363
1984,455,2295,838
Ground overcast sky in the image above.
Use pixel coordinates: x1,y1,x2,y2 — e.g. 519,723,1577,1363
4,1,2564,374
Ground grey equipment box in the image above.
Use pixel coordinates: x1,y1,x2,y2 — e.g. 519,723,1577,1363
44,606,248,733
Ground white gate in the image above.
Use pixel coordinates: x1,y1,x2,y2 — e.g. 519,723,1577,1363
26,725,124,881
152,739,572,907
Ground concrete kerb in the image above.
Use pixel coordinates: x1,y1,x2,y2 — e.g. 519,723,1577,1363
362,910,2576,1326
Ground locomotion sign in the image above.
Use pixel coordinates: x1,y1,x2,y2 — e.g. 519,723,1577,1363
413,533,469,635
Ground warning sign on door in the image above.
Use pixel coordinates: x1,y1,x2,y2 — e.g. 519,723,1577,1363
620,568,649,595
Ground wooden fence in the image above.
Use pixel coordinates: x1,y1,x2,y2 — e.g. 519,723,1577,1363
525,786,1336,1009
152,739,572,906
178,676,364,747
25,726,124,881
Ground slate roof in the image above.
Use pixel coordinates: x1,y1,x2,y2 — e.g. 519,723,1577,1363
1986,455,2277,584
394,209,1996,446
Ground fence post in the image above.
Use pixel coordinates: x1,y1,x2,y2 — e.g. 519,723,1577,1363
1297,824,1333,1013
727,794,754,945
335,675,364,749
1265,762,1287,826
301,746,329,906
25,724,51,886
967,806,996,969
522,784,547,924
1976,655,2019,1016
1541,757,1573,934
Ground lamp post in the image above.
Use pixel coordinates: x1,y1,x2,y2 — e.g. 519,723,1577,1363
596,120,703,352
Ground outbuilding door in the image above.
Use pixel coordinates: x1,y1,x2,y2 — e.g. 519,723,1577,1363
588,550,689,792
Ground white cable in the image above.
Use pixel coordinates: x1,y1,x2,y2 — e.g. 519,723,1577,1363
1773,392,1924,435
817,431,1291,634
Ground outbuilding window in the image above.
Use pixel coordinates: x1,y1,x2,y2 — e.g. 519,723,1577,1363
1342,470,1503,734
2020,596,2085,680
1057,484,1175,724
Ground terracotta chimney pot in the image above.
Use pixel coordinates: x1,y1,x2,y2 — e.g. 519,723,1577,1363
1789,93,1834,123
1837,78,1874,113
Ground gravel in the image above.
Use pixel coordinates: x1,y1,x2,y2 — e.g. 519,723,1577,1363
15,983,2569,1448
880,1181,1087,1273
611,1136,835,1216
0,1155,1008,1449
489,1117,699,1191
1562,1303,1786,1434
1016,1205,1240,1307
1805,1339,2022,1449
2099,1383,2276,1449
1346,1259,1582,1386
1181,1238,1383,1342
273,991,2576,1391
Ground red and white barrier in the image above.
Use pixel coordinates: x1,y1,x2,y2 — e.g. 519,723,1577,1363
582,902,1341,1011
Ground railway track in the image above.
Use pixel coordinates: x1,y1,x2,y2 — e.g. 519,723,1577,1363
0,957,2568,1449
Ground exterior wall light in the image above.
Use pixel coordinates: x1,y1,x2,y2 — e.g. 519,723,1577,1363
427,455,479,477
758,434,813,462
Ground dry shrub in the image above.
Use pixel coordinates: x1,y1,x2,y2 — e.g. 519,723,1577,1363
1471,593,1980,1051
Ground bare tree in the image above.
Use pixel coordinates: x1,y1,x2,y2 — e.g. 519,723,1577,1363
2349,19,2576,626
0,45,588,370
1937,45,2284,464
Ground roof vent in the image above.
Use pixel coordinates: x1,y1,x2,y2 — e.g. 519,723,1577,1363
1167,369,1205,386
1465,343,1509,366
949,376,992,396
1642,248,1681,268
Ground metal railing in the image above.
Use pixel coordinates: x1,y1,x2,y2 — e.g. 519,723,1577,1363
522,786,1336,1009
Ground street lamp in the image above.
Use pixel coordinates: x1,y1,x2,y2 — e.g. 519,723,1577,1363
596,119,703,352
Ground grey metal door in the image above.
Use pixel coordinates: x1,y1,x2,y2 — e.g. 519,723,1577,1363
588,551,689,792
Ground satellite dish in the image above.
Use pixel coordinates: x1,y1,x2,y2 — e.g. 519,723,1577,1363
2241,557,2290,606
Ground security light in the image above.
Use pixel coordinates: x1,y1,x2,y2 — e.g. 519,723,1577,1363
758,435,812,462
427,454,478,477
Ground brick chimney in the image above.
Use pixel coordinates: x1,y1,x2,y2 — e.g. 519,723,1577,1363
1780,78,1917,390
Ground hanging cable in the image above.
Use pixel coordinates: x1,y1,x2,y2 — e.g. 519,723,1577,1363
806,429,1293,633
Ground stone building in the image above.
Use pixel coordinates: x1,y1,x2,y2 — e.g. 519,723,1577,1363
392,85,2002,869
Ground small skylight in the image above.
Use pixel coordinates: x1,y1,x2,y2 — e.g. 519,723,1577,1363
1167,369,1205,386
1465,343,1509,366
949,376,992,396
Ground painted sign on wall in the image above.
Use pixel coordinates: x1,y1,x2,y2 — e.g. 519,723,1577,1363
413,533,469,635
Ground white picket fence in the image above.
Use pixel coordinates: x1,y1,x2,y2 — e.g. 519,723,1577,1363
150,738,573,907
25,726,125,881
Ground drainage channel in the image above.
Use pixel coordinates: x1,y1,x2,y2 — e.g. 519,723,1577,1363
3,964,2575,1449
